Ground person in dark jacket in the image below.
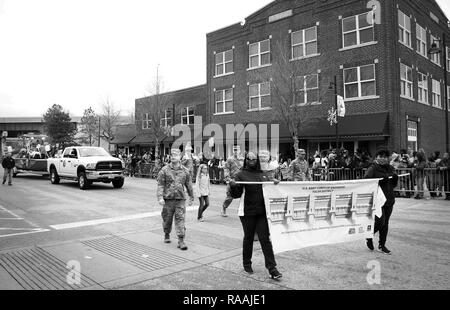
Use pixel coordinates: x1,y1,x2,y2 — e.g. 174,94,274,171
364,149,399,255
229,151,282,279
2,153,15,186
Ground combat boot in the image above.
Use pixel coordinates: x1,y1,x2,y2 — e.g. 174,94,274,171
177,238,188,250
164,234,171,243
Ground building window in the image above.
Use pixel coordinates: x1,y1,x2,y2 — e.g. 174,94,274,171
343,64,376,99
400,63,413,99
181,106,195,125
447,47,450,72
342,12,375,48
142,113,151,129
294,74,319,105
430,35,441,66
417,72,428,104
407,120,418,152
215,89,233,114
432,79,442,108
416,24,427,57
215,49,233,76
398,10,411,47
292,26,317,59
160,109,172,128
249,82,271,110
448,86,450,111
249,39,270,69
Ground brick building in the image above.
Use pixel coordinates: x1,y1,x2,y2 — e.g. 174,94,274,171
206,0,450,157
133,85,207,156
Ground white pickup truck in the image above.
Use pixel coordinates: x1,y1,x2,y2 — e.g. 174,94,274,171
47,146,125,190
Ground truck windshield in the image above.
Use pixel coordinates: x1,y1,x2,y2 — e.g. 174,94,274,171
78,148,111,157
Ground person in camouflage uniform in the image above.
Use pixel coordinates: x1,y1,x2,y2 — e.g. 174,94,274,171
288,149,311,181
157,149,194,250
221,146,244,217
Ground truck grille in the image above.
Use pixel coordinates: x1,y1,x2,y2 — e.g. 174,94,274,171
96,161,122,171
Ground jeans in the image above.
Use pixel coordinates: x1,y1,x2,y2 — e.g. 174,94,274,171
197,196,209,219
374,204,394,247
239,214,277,270
2,168,12,185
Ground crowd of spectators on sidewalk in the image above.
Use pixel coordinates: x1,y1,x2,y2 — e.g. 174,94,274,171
116,146,450,199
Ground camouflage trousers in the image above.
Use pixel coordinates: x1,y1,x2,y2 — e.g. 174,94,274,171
161,199,186,238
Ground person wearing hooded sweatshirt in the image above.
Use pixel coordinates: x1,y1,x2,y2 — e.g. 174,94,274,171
229,151,282,280
364,149,399,255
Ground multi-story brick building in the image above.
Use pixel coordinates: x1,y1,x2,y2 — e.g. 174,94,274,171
133,84,207,156
206,0,450,157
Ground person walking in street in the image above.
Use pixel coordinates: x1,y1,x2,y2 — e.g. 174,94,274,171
2,153,15,186
288,149,311,181
157,149,194,250
364,149,399,255
229,151,282,279
439,152,450,200
194,164,210,222
222,146,244,217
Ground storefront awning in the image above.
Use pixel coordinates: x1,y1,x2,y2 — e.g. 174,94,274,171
298,112,389,139
111,124,136,145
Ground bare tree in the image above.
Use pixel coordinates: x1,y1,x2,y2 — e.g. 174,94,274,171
142,67,173,165
248,40,333,154
99,97,121,152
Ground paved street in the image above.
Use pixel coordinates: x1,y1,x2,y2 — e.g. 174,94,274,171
0,173,449,290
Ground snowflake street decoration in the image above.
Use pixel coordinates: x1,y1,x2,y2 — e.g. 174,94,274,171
327,107,337,126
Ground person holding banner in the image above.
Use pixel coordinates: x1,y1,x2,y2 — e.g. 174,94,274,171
229,151,282,280
364,149,398,255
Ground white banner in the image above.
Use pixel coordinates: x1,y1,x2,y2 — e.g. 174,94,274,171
262,179,386,254
337,95,346,117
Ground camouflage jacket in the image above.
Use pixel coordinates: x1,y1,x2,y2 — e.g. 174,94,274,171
157,163,194,201
288,159,311,181
224,156,243,181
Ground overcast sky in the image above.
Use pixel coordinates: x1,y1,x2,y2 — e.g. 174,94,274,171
0,0,449,117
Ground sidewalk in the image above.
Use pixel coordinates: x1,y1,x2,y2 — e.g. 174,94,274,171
0,197,449,290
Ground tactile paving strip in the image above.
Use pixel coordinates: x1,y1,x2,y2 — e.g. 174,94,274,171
82,235,189,272
0,247,98,290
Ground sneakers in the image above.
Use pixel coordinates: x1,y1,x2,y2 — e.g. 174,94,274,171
221,207,228,217
269,268,282,280
164,234,171,243
378,245,392,255
198,217,205,222
243,265,254,274
177,238,188,250
366,238,374,251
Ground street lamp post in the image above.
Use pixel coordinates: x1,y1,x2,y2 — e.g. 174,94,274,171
329,75,339,149
429,33,449,153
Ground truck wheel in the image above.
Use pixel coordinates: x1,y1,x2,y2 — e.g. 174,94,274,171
78,172,89,190
50,168,60,184
112,179,124,189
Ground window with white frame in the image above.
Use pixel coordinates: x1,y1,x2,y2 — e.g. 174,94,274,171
398,10,411,47
249,39,270,69
215,89,233,114
215,49,233,76
142,113,151,129
342,12,375,48
407,120,418,152
292,26,317,59
343,64,376,99
432,79,442,108
447,47,450,72
416,24,427,57
160,109,172,127
430,35,441,66
400,63,413,99
181,106,195,125
417,72,428,104
294,74,319,105
249,82,271,110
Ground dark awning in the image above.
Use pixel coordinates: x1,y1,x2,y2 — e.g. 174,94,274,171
298,112,389,139
111,124,136,145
